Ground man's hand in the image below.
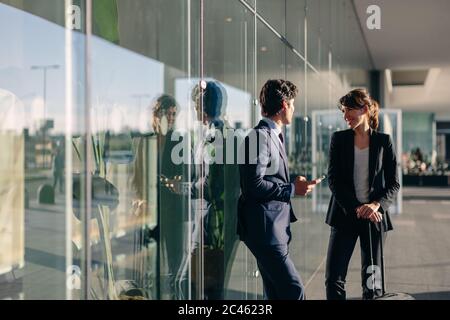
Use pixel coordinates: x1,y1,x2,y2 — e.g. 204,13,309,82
294,176,319,196
356,202,383,222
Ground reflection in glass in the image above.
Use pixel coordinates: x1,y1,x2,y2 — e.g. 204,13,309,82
0,0,376,300
0,89,25,299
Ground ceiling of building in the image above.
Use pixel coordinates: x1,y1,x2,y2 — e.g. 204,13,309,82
353,0,450,120
354,0,450,69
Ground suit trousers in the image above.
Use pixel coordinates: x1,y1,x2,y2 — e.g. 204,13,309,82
245,242,305,300
325,220,386,300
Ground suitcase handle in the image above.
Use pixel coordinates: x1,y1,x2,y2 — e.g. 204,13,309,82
368,221,386,296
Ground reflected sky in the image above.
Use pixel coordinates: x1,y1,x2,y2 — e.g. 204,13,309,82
0,3,65,134
0,3,253,136
0,3,164,134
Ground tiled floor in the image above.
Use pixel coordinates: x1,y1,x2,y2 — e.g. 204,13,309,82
1,186,449,300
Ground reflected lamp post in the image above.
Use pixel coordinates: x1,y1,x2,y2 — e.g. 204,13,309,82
31,64,60,168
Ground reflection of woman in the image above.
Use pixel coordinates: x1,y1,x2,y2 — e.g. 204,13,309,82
132,94,185,299
153,95,186,299
325,89,399,300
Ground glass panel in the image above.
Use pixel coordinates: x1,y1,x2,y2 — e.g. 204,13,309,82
203,0,256,300
257,20,285,94
379,110,402,214
0,0,83,299
255,0,285,36
318,0,331,74
286,0,306,56
86,0,196,300
306,0,321,68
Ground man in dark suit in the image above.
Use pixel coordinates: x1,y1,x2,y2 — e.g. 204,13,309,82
237,79,319,300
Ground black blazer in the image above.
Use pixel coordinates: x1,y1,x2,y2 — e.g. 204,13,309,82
237,120,297,245
326,129,400,231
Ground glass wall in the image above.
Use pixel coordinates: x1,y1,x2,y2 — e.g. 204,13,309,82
0,0,83,299
403,112,435,162
0,0,372,299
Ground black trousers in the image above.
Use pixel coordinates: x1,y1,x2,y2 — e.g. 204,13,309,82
325,220,386,300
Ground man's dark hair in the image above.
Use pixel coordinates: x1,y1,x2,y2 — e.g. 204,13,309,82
203,81,225,119
259,79,298,117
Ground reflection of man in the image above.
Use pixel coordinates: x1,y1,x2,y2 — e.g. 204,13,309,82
237,79,319,300
52,142,64,193
175,81,231,299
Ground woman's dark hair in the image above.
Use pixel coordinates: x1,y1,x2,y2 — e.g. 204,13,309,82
339,88,379,130
153,94,177,116
259,79,298,117
152,94,177,132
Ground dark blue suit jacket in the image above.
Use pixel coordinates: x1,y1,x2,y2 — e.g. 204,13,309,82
237,120,297,245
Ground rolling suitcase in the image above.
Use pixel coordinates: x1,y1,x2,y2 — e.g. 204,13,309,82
368,222,415,300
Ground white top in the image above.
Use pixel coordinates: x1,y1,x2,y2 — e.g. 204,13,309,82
354,146,370,203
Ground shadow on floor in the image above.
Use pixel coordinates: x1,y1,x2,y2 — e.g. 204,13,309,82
410,291,450,300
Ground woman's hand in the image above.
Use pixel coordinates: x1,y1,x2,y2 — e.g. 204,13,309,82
356,202,383,222
367,211,383,223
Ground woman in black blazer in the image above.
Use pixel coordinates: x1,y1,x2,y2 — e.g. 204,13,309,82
325,88,400,300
